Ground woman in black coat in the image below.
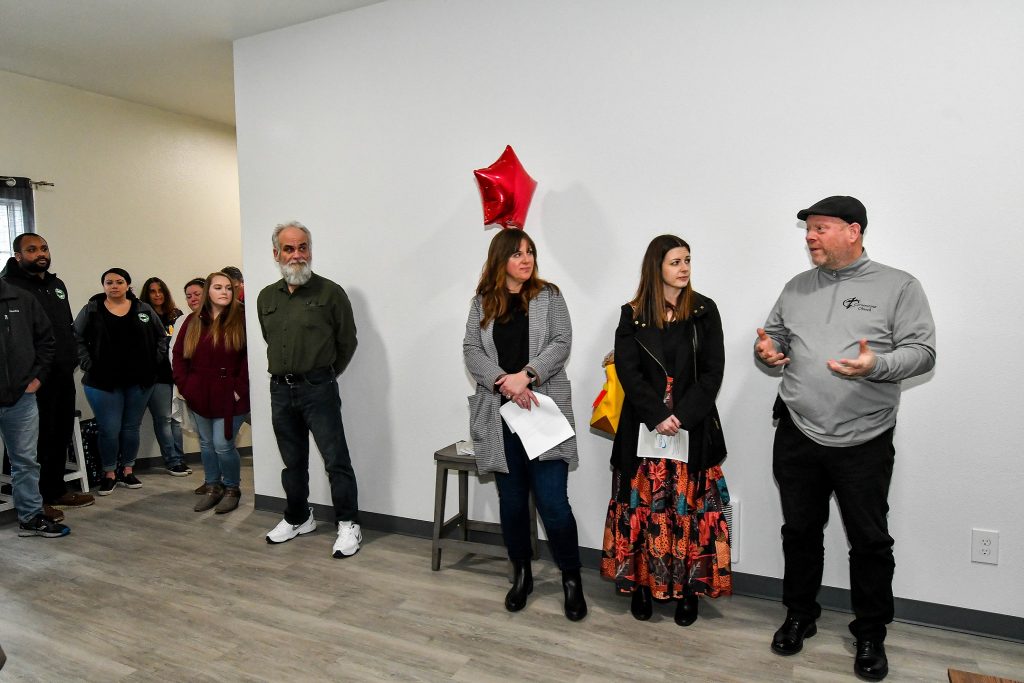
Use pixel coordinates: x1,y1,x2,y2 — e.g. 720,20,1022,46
74,268,168,495
600,235,732,626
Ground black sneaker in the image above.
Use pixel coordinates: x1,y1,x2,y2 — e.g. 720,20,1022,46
119,473,143,489
19,514,71,538
167,463,192,477
97,477,117,496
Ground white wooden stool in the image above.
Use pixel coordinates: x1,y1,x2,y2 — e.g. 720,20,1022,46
63,410,90,493
1,410,90,513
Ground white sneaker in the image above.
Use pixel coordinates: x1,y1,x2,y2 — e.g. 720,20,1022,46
265,507,317,544
332,521,362,558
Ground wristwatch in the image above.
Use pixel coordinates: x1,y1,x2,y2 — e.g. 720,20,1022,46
525,367,538,383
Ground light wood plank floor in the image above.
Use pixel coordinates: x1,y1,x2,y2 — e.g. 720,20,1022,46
1,463,1021,682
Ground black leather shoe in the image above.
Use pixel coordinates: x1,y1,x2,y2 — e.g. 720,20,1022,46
771,616,817,655
630,586,653,621
674,594,699,627
562,569,588,621
854,640,888,680
504,560,533,612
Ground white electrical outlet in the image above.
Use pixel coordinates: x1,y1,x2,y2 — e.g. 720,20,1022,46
971,529,999,565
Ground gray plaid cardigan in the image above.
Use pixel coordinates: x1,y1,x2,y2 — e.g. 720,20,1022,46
462,285,578,474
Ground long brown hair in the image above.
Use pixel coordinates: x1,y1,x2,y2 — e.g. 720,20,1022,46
140,277,178,317
183,272,246,357
629,234,694,329
475,229,557,328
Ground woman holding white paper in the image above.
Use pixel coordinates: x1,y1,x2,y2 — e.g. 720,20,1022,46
600,234,732,627
463,228,586,622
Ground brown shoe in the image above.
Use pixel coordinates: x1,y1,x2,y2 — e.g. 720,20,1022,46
43,505,66,523
214,487,241,514
193,484,225,512
51,492,96,509
194,482,211,495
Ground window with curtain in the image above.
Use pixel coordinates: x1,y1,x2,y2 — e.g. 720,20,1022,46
0,176,35,262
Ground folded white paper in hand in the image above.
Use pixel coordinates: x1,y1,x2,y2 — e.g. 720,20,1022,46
499,393,575,460
637,424,689,462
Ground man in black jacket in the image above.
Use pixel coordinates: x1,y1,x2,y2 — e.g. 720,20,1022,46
0,277,68,536
2,234,94,516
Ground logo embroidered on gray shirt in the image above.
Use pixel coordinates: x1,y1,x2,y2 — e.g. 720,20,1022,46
843,297,877,312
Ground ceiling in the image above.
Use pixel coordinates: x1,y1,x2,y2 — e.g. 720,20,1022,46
0,0,382,127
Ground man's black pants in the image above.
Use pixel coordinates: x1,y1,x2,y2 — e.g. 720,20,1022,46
36,369,75,503
773,406,896,642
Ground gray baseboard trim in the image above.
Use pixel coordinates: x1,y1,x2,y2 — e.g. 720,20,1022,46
726,572,1023,643
253,494,1023,643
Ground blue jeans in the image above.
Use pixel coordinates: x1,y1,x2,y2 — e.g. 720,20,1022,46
191,412,246,488
495,422,581,571
147,383,184,468
0,392,43,522
270,372,358,524
84,384,154,472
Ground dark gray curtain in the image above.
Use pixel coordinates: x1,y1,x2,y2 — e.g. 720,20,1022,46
0,176,36,244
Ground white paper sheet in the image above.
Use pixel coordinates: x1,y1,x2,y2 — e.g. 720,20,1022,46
499,393,575,459
637,424,689,462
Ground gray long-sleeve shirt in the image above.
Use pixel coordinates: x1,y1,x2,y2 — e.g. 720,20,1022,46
761,251,936,447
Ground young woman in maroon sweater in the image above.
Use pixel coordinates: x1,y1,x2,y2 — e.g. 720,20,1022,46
172,272,250,513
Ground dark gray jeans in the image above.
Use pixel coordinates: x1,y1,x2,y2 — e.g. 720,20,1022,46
270,371,359,525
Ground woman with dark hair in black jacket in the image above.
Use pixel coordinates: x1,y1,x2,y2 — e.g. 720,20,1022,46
74,268,168,495
600,235,732,627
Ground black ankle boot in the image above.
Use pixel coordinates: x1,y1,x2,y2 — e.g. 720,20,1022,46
631,586,653,621
562,569,588,621
505,560,533,612
674,593,699,627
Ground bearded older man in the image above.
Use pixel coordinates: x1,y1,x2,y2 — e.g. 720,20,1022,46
257,221,361,558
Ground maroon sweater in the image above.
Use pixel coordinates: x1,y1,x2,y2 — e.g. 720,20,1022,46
172,313,250,438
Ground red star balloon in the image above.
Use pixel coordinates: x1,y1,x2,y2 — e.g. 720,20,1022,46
473,145,537,229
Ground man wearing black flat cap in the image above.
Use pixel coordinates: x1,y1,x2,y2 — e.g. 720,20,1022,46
755,196,936,681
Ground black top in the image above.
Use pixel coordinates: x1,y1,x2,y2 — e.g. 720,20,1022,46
493,306,528,376
100,305,150,389
661,319,689,380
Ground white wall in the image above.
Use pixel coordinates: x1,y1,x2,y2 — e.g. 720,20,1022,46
234,0,1024,618
0,70,242,456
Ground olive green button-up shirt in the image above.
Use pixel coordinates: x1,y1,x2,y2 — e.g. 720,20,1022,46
257,273,357,377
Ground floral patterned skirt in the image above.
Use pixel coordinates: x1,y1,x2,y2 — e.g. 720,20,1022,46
601,459,732,600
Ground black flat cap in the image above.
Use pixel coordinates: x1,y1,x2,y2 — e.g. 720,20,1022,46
797,196,867,229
